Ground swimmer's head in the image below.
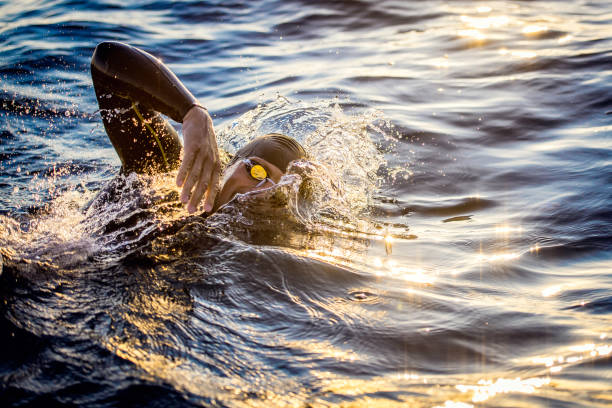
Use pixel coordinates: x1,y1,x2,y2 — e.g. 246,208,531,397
213,133,307,211
228,133,306,171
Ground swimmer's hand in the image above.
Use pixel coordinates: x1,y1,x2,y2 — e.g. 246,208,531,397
177,105,220,214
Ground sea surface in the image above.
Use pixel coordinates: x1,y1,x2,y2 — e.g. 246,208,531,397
1,0,611,407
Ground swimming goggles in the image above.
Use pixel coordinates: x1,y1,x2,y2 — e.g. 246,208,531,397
243,159,274,187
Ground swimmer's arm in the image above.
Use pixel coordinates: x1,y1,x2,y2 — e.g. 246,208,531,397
91,41,198,123
92,41,220,213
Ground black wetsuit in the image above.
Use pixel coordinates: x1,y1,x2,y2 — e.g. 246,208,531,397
91,41,198,174
92,42,306,178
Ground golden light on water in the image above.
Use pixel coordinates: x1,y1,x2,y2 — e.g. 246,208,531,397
299,227,431,285
541,283,567,297
569,343,612,356
522,24,549,35
495,224,523,234
434,401,474,408
287,339,359,362
390,266,435,284
452,5,565,63
432,56,450,69
460,14,510,29
532,356,560,367
384,233,394,255
569,343,597,353
512,50,537,59
474,223,539,263
529,340,612,377
3,0,611,405
393,372,421,380
457,29,486,41
477,251,521,262
456,377,551,403
498,48,538,59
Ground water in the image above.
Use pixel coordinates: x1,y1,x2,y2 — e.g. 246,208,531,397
1,0,611,406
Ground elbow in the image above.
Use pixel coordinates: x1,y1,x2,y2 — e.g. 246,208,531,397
91,41,130,74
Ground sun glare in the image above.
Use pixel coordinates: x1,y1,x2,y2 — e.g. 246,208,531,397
522,24,548,35
460,15,509,30
458,29,486,41
456,377,551,403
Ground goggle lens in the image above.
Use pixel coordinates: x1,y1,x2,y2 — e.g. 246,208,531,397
250,164,267,180
243,159,268,182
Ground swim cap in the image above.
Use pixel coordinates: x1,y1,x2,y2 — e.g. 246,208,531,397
229,133,306,171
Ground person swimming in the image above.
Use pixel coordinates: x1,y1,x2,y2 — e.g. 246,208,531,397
91,41,306,214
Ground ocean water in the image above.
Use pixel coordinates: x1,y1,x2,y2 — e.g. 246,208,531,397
1,0,611,407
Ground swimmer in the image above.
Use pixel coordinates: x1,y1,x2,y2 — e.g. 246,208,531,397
91,41,306,214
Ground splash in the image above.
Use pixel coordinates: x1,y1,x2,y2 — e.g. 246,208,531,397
0,170,187,276
216,96,389,234
0,188,95,272
1,97,395,277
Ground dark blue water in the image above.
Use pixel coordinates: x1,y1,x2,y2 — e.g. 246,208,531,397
1,1,611,407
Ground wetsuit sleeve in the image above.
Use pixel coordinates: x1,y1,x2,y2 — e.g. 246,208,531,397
91,41,198,123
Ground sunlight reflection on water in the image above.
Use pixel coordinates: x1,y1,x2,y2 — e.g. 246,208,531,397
1,0,611,406
457,377,551,403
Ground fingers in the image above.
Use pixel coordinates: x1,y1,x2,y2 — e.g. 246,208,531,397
187,157,220,214
176,147,196,188
199,154,216,209
187,170,207,214
203,166,221,213
180,154,204,205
